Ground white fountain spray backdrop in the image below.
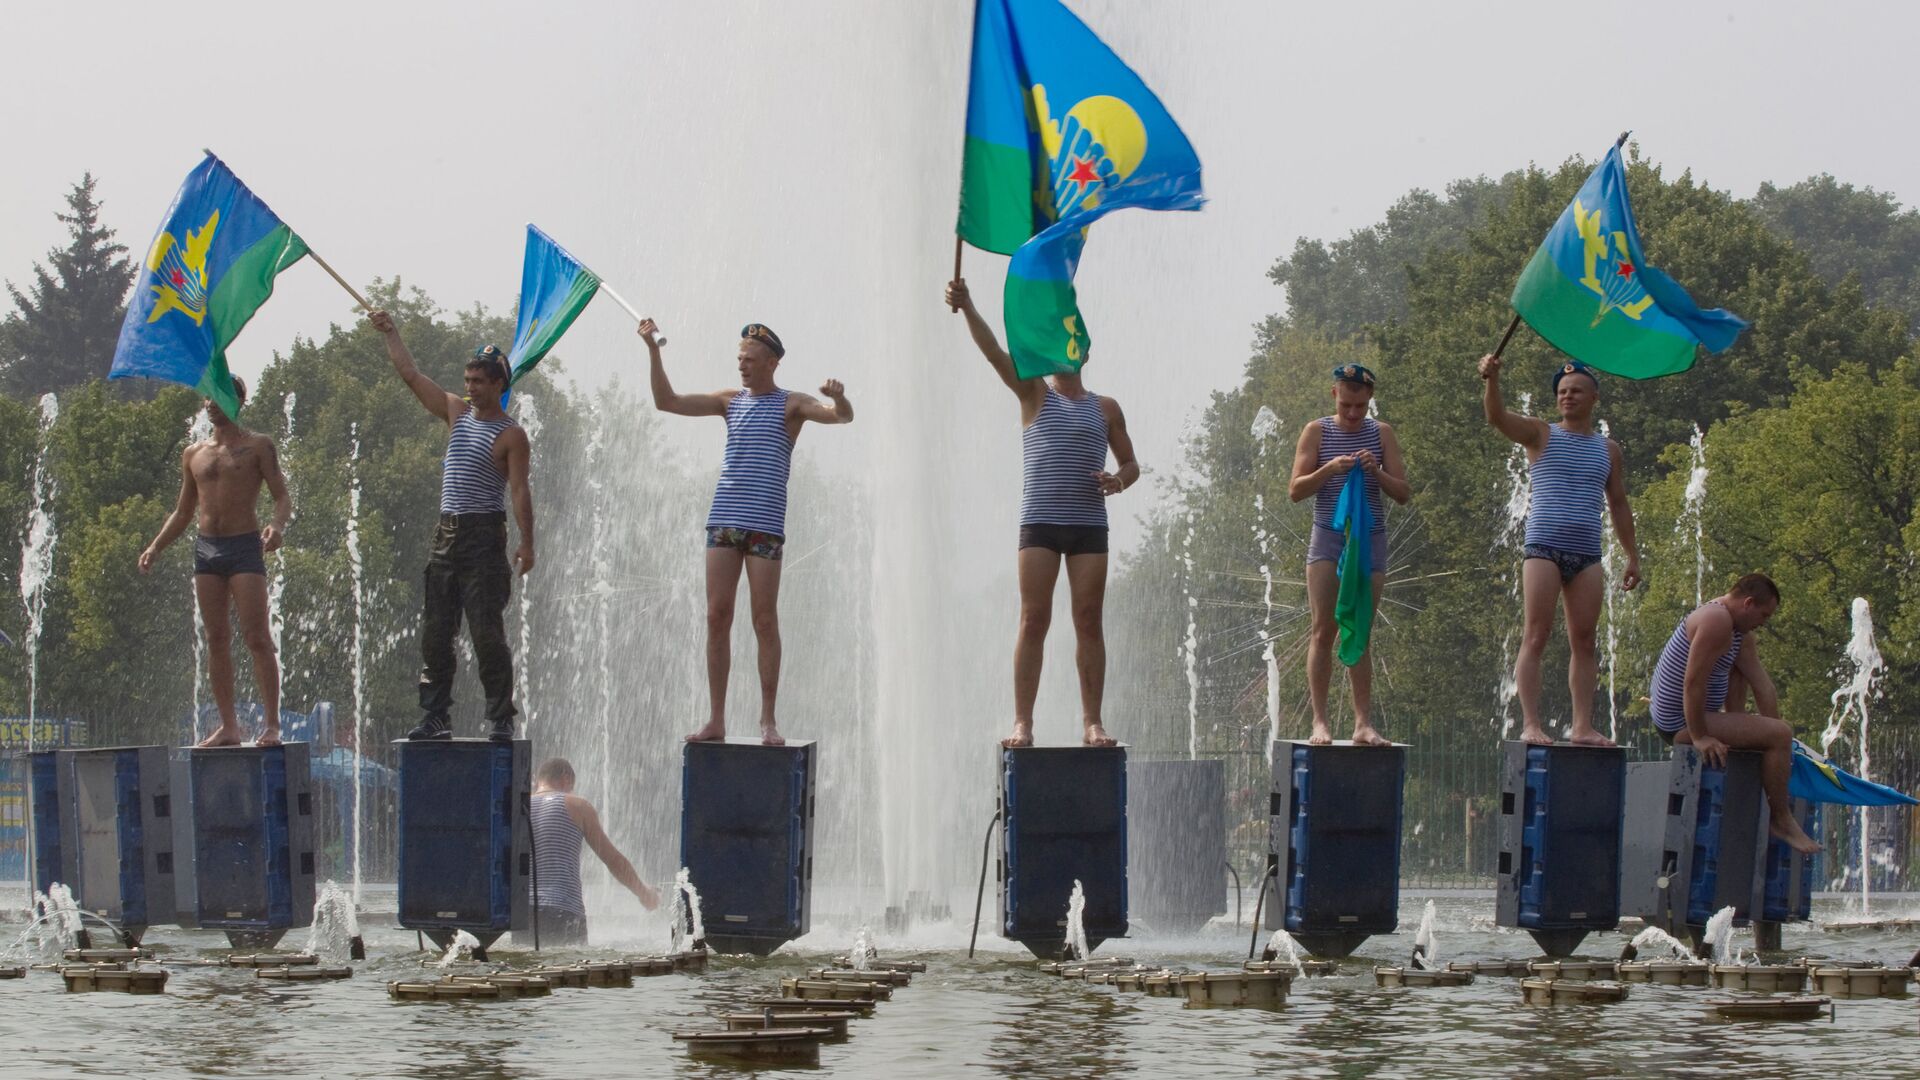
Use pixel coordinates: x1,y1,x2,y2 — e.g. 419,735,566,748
18,393,59,733
1822,597,1885,912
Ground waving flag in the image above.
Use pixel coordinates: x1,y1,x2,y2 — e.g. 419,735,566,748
109,154,309,419
1510,143,1747,379
1332,468,1375,667
1790,741,1917,807
507,224,600,389
958,0,1203,379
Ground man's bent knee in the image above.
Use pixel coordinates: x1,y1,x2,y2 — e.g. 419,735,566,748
751,610,779,637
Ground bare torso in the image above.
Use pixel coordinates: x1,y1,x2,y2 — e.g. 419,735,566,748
188,431,272,536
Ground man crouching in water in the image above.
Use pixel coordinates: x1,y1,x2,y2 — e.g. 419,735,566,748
140,376,291,747
1648,573,1821,855
527,758,660,946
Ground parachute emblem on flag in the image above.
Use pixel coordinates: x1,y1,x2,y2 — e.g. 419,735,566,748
1574,199,1654,327
1033,85,1148,221
145,209,220,326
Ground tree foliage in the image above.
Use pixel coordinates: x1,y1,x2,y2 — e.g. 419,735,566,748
1,174,137,401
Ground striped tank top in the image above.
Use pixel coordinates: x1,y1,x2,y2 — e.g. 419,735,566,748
1648,602,1744,733
440,411,514,514
1312,417,1386,530
1021,386,1110,528
706,388,793,535
531,792,586,916
1525,424,1612,556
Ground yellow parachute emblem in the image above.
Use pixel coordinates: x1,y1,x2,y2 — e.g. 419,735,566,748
1028,84,1148,221
145,210,219,325
1573,199,1654,327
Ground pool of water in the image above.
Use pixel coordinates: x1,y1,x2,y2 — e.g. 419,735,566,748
5,899,1916,1078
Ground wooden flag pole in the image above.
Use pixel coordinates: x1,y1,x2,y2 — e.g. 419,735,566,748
1492,313,1523,359
306,248,372,313
950,235,964,311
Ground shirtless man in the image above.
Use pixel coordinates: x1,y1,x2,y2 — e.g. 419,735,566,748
946,278,1137,749
1480,355,1640,746
1287,364,1411,746
139,376,291,747
1648,573,1820,855
643,319,853,746
526,757,660,946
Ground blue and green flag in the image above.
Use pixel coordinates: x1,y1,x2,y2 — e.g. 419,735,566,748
958,0,1203,379
1511,144,1748,379
1790,742,1918,807
507,224,600,391
109,154,309,419
1331,468,1375,667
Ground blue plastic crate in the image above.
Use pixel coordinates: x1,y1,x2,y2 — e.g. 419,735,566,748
1513,745,1623,930
395,740,529,938
1761,802,1821,922
998,746,1128,952
29,751,63,894
680,739,817,953
172,744,314,934
1281,743,1403,935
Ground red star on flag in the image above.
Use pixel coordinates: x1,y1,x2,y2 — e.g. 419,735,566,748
1066,155,1102,187
171,270,186,287
1617,259,1635,280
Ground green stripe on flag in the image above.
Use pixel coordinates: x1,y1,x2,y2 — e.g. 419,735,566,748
1004,272,1090,380
1511,245,1699,379
200,224,309,418
957,137,1035,256
511,269,600,385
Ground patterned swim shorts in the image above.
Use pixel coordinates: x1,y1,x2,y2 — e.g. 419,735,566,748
1523,543,1602,584
706,526,784,561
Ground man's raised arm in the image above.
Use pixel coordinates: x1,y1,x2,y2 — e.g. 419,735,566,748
641,320,728,417
946,278,1043,407
1477,353,1546,450
368,310,460,423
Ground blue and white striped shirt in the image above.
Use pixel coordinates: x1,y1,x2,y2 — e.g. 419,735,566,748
1525,424,1612,556
531,792,586,916
1021,387,1110,528
1649,602,1744,733
707,388,793,535
440,411,514,514
1313,416,1386,530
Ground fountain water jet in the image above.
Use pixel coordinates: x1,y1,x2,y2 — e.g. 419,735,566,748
345,422,368,904
1063,880,1090,961
1821,597,1884,914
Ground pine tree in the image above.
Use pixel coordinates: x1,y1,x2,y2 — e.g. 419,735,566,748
0,174,137,400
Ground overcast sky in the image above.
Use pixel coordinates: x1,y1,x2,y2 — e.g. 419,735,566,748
4,0,1914,552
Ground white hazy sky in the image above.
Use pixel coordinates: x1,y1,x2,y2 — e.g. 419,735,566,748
4,0,1915,551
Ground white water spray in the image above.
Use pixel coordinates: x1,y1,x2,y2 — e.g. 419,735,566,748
1679,425,1709,606
1411,899,1438,969
1821,597,1884,914
186,407,213,736
19,393,58,747
669,868,706,953
1701,905,1743,964
1063,880,1090,961
1263,928,1307,976
303,880,362,961
1180,510,1200,759
512,392,541,735
436,929,481,967
346,422,367,904
1629,925,1697,962
1251,406,1283,754
849,925,874,972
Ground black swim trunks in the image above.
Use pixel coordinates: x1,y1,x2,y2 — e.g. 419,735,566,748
1523,543,1602,585
1019,524,1109,556
194,532,267,578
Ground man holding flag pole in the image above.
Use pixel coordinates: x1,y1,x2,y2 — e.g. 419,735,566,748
949,0,1202,748
1480,134,1747,746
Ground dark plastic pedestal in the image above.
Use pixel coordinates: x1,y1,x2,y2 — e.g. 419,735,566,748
1621,747,1767,941
36,747,176,946
171,743,316,950
1265,741,1404,958
999,745,1128,958
1128,759,1226,933
1495,742,1625,957
395,739,531,956
680,739,816,956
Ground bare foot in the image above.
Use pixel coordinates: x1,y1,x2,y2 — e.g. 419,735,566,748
1083,722,1117,748
1308,721,1333,746
1771,816,1822,855
1568,729,1617,748
196,724,243,748
1519,723,1554,746
1350,724,1392,747
685,720,726,743
1001,720,1034,749
760,723,786,746
253,726,283,748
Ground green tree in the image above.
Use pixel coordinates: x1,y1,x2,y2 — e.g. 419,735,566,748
1753,175,1920,333
1,174,138,401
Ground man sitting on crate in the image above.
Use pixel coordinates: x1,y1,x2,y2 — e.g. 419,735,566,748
1646,573,1820,855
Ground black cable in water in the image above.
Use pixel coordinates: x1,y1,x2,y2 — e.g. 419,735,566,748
968,810,1002,959
1246,872,1272,960
524,788,540,952
1224,861,1242,928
